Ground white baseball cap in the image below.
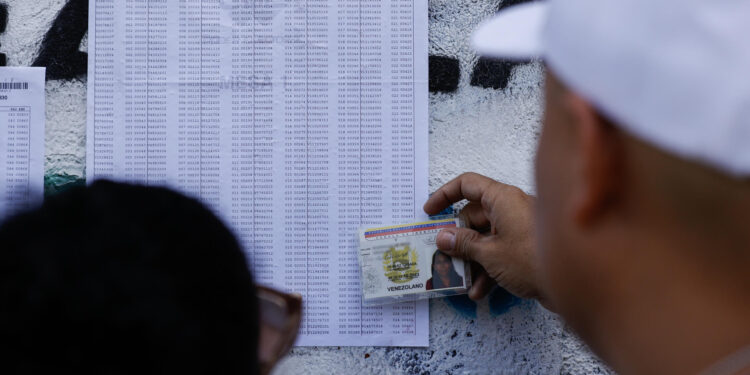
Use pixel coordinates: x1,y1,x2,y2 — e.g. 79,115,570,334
473,0,750,176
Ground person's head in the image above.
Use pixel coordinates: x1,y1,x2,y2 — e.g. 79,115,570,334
0,181,261,374
536,65,750,318
431,250,454,279
474,1,750,373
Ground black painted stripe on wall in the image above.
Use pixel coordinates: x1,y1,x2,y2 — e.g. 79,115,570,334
31,0,88,80
0,3,8,66
471,58,522,90
498,0,540,12
429,56,460,93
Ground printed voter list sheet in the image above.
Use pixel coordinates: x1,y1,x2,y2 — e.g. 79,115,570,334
0,68,45,221
88,1,429,346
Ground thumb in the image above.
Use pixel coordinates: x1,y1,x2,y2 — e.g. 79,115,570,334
436,227,487,262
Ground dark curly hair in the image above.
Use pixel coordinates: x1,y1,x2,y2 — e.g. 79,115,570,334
0,180,259,374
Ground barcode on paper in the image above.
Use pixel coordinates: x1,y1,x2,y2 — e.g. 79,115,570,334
0,82,29,90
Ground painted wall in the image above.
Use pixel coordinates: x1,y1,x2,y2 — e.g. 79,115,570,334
0,0,612,373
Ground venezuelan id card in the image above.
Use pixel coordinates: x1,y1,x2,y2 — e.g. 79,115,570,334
358,218,472,306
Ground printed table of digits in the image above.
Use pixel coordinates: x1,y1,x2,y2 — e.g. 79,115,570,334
88,0,429,346
1,106,32,213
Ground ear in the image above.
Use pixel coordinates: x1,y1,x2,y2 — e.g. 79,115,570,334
565,93,623,225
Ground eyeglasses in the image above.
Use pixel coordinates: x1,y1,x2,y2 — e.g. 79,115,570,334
256,285,302,375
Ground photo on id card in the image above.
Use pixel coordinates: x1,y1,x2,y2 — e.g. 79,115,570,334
358,218,471,306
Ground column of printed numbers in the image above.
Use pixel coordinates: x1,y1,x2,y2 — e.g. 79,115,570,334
230,0,256,272
1,107,30,213
252,0,276,285
147,0,169,184
92,0,116,177
282,0,310,334
358,0,386,336
199,0,222,208
335,0,363,336
177,0,203,197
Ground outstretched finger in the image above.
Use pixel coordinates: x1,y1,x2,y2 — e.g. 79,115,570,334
423,173,497,215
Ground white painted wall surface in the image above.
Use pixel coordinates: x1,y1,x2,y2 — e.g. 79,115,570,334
0,0,612,373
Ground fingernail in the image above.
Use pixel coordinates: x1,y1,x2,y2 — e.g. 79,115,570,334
436,230,456,251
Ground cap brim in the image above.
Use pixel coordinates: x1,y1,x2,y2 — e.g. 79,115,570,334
472,2,548,60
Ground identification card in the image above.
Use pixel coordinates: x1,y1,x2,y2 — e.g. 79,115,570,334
358,217,471,306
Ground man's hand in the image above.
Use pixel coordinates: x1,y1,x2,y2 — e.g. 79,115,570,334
424,173,548,307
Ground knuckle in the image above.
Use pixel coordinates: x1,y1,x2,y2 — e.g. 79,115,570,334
488,183,527,208
458,172,475,186
480,192,495,210
482,183,503,208
508,185,528,200
438,187,451,201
